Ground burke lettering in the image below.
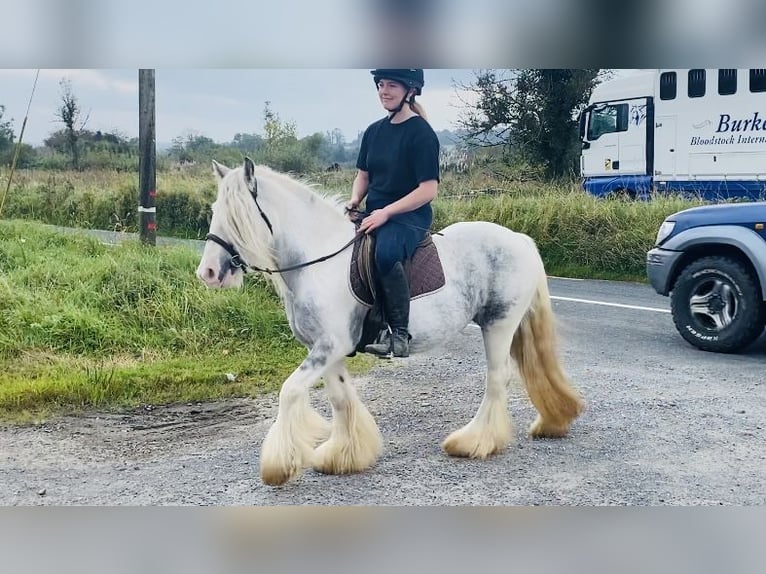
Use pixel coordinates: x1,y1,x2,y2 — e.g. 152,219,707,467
716,112,765,133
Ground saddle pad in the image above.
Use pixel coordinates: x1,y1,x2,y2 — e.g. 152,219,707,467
349,233,446,307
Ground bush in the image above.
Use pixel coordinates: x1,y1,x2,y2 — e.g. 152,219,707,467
433,184,702,280
2,167,707,281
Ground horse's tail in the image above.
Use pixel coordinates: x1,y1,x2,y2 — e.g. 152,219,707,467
510,270,585,435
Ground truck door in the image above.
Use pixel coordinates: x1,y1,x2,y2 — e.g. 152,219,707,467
619,99,650,174
654,115,677,178
581,98,649,177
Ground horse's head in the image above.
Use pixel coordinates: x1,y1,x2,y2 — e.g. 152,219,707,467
196,157,270,289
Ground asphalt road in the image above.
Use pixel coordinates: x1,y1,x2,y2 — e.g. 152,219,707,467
2,266,764,505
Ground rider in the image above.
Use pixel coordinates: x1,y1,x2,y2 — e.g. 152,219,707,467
348,69,441,358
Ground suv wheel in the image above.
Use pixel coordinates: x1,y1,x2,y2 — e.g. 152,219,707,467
671,256,766,352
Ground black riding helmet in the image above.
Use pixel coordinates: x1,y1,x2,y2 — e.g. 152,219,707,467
370,68,424,95
370,69,424,120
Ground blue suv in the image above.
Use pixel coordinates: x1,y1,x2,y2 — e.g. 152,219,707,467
647,202,766,352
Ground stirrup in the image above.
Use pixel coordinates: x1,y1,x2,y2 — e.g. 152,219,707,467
365,328,409,358
364,330,394,358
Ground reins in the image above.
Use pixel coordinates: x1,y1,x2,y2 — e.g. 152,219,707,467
205,230,363,275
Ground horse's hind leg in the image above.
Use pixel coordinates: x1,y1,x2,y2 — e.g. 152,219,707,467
312,359,383,475
512,277,585,438
442,322,516,459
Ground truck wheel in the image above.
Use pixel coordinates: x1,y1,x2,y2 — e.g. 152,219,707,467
606,188,635,201
671,256,766,353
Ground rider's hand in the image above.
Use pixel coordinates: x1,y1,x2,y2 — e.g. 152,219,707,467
359,208,390,234
346,198,359,221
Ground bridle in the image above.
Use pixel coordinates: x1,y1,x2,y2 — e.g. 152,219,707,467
204,176,363,276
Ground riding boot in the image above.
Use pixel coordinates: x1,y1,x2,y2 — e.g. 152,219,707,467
365,261,411,358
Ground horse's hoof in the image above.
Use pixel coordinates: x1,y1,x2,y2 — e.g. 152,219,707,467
260,463,300,486
441,432,506,459
528,416,569,438
312,441,377,476
442,436,474,458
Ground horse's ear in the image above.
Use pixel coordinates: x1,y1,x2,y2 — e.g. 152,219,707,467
243,157,256,190
212,160,230,181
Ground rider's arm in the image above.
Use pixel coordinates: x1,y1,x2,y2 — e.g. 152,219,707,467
381,179,438,217
359,179,438,233
350,169,369,208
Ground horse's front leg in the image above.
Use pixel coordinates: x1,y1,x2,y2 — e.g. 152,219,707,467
312,359,382,476
259,343,335,486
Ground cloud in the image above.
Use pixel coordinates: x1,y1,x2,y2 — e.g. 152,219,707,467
0,69,132,97
47,70,137,94
0,69,136,96
177,93,242,108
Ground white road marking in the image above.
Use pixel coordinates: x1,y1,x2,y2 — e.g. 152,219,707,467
550,295,670,314
465,293,670,331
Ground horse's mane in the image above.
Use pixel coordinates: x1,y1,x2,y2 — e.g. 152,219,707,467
214,164,351,299
255,165,348,218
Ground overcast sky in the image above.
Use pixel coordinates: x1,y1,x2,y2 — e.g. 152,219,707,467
0,69,480,146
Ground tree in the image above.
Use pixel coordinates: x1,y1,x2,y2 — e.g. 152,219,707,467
258,101,318,172
456,69,607,179
321,128,349,164
262,101,297,145
170,131,216,162
326,128,345,147
231,132,264,153
55,78,89,170
43,130,70,154
0,105,14,164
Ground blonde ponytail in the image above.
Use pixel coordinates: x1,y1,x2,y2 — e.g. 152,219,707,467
409,99,428,122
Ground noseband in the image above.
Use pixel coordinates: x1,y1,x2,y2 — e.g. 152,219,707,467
204,232,251,273
205,175,362,276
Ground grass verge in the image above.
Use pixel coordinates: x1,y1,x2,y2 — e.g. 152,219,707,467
0,219,372,422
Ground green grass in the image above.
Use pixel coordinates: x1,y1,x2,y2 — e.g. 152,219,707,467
1,166,706,281
433,181,704,280
0,219,372,422
0,167,217,239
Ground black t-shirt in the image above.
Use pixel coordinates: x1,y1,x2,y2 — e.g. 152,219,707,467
356,115,440,215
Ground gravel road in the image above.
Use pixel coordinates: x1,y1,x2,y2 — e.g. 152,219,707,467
2,275,764,505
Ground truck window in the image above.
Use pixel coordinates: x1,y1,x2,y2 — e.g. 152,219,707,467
688,69,706,98
587,103,628,140
718,69,737,95
660,72,676,100
750,69,766,93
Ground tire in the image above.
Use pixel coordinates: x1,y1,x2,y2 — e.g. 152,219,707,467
605,188,635,201
670,256,766,353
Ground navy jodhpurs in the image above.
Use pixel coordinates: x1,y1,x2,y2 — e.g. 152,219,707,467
372,212,431,275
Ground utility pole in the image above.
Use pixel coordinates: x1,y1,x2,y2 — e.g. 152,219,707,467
138,69,156,245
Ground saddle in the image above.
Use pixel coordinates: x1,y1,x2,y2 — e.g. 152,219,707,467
348,231,446,354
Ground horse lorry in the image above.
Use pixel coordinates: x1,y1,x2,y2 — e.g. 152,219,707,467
579,68,766,200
